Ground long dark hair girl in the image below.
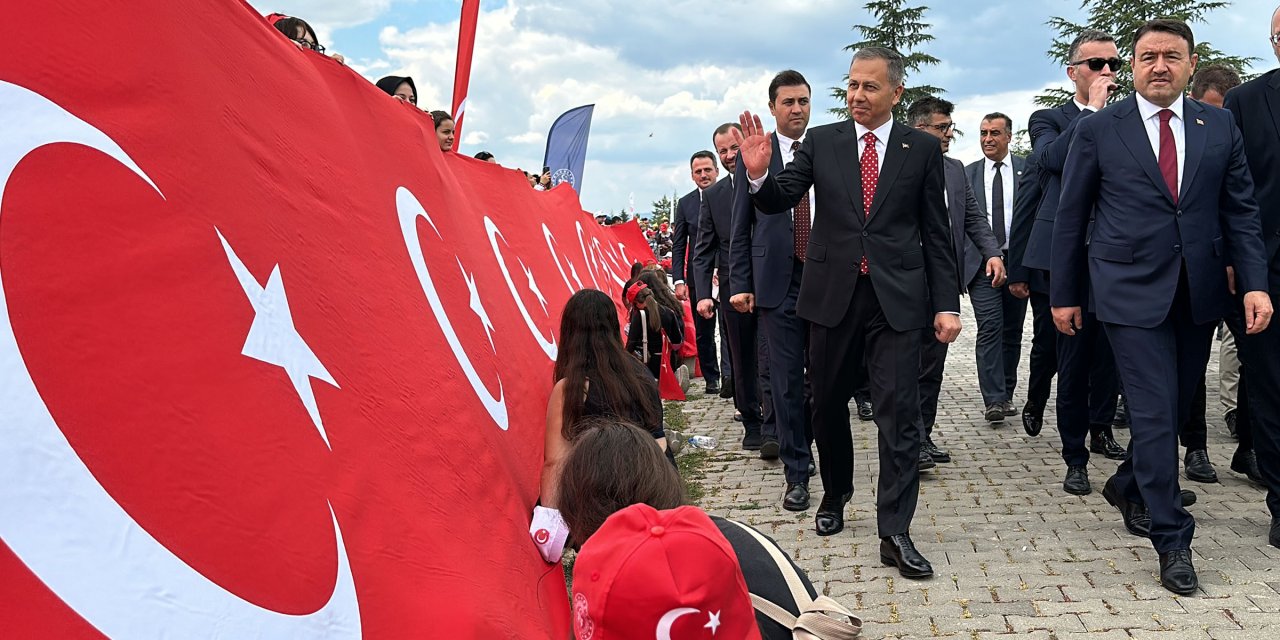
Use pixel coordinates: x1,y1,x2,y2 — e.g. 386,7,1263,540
554,289,661,439
637,270,682,320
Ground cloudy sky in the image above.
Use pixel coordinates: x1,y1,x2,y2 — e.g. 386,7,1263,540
249,0,1278,215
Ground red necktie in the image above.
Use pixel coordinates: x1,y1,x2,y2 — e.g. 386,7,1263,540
1158,109,1178,203
791,140,811,261
859,132,879,275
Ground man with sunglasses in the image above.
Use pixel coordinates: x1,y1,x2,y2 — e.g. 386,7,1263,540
1018,30,1126,500
1052,19,1271,594
1222,4,1280,549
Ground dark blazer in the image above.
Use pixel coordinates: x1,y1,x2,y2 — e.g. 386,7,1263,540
946,156,1001,290
1051,95,1268,327
1225,68,1280,295
728,134,799,309
671,188,702,285
1024,101,1086,272
691,175,735,302
751,120,959,330
1006,150,1043,286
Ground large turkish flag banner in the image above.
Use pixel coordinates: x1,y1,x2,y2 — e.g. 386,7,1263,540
0,1,654,638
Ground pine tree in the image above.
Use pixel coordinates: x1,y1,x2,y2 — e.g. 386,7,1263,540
649,195,674,227
829,0,945,123
1036,0,1257,107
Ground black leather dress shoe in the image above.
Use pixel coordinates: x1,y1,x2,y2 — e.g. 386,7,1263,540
814,491,852,536
1113,395,1130,429
704,381,720,396
1183,449,1218,483
880,534,933,578
917,448,937,471
783,482,810,511
1158,549,1198,595
760,438,780,460
1063,465,1091,495
857,400,874,421
1102,476,1150,537
923,436,951,463
1022,402,1043,437
1225,409,1238,439
984,403,1004,425
1002,400,1018,416
1270,517,1280,548
1180,489,1197,507
720,376,734,399
1089,431,1127,460
808,461,817,477
741,432,763,451
1231,449,1263,484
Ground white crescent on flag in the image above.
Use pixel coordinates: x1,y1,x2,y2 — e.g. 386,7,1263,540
0,79,362,638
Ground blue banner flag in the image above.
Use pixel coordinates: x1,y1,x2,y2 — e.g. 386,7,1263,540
542,104,594,193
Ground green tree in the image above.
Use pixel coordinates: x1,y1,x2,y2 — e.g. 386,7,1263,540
1036,0,1258,107
829,0,945,123
649,195,674,227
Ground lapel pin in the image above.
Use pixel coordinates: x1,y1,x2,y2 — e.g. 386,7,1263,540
1016,170,1023,176
1195,118,1204,126
901,142,910,149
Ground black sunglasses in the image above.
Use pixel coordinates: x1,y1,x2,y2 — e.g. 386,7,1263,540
1069,57,1123,72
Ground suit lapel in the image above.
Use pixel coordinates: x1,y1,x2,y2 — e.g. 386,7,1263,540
1114,96,1176,206
867,123,909,221
944,159,965,255
1267,72,1280,146
1180,98,1206,201
970,162,987,212
831,121,863,218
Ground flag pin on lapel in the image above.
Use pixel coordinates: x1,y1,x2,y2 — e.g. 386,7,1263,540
1195,118,1205,125
901,142,910,149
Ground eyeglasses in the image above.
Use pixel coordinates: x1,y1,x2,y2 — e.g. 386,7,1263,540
918,122,955,133
1069,57,1123,72
1271,33,1280,45
291,38,326,55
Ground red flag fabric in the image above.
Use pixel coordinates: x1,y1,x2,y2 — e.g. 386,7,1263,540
450,0,482,151
0,1,655,638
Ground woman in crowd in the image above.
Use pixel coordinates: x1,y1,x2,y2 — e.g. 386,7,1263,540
559,422,847,640
539,289,668,509
267,13,345,65
375,75,417,105
430,110,455,152
625,278,683,379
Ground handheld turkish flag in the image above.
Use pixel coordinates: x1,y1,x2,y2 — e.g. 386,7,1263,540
0,1,654,638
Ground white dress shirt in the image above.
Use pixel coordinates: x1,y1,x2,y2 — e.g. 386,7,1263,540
1134,93,1186,195
774,129,815,228
982,153,1015,250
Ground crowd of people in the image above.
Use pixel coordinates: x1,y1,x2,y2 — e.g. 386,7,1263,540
534,11,1280,639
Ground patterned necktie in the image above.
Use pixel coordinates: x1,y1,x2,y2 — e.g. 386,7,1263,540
1158,109,1178,203
859,132,879,275
791,140,811,261
991,161,1006,248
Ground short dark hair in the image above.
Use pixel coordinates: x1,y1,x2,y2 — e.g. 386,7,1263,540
851,47,906,86
473,150,494,161
1190,64,1242,99
430,110,454,129
1133,19,1195,56
690,150,716,166
768,70,811,104
1067,29,1116,62
557,420,685,543
712,122,741,143
272,16,319,46
906,96,954,127
982,112,1013,133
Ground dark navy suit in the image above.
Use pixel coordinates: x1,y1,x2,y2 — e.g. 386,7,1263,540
1225,69,1280,518
1028,100,1120,465
729,135,813,484
1006,152,1054,413
672,188,722,384
1052,94,1267,552
693,175,764,436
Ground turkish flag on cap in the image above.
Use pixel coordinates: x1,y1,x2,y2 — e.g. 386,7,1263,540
0,1,654,638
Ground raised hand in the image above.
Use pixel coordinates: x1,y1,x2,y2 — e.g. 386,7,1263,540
733,111,773,180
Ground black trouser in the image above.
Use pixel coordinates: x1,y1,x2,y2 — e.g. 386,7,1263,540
1025,279,1057,410
687,278,721,382
809,275,922,538
1055,310,1120,467
720,289,763,433
1179,376,1208,451
1224,291,1280,516
917,328,947,437
758,263,814,483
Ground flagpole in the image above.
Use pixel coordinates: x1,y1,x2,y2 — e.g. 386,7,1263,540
450,0,480,152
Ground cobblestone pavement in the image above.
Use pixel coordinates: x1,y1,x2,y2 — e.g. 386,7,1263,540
679,306,1280,639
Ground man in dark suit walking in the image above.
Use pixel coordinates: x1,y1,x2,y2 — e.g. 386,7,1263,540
1052,19,1272,594
694,123,770,452
1023,30,1128,498
728,70,816,509
965,113,1028,425
1223,5,1280,547
672,151,723,395
906,97,1004,464
734,47,960,579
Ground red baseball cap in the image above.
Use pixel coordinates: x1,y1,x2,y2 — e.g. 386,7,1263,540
571,505,761,640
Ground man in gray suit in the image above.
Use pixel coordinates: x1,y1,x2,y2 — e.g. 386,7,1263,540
965,113,1029,425
908,98,1005,463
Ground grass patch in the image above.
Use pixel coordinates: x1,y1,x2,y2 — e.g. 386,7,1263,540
663,400,688,430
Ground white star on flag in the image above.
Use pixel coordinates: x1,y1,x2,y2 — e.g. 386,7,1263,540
704,610,721,635
217,229,339,448
519,259,548,314
457,258,496,352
